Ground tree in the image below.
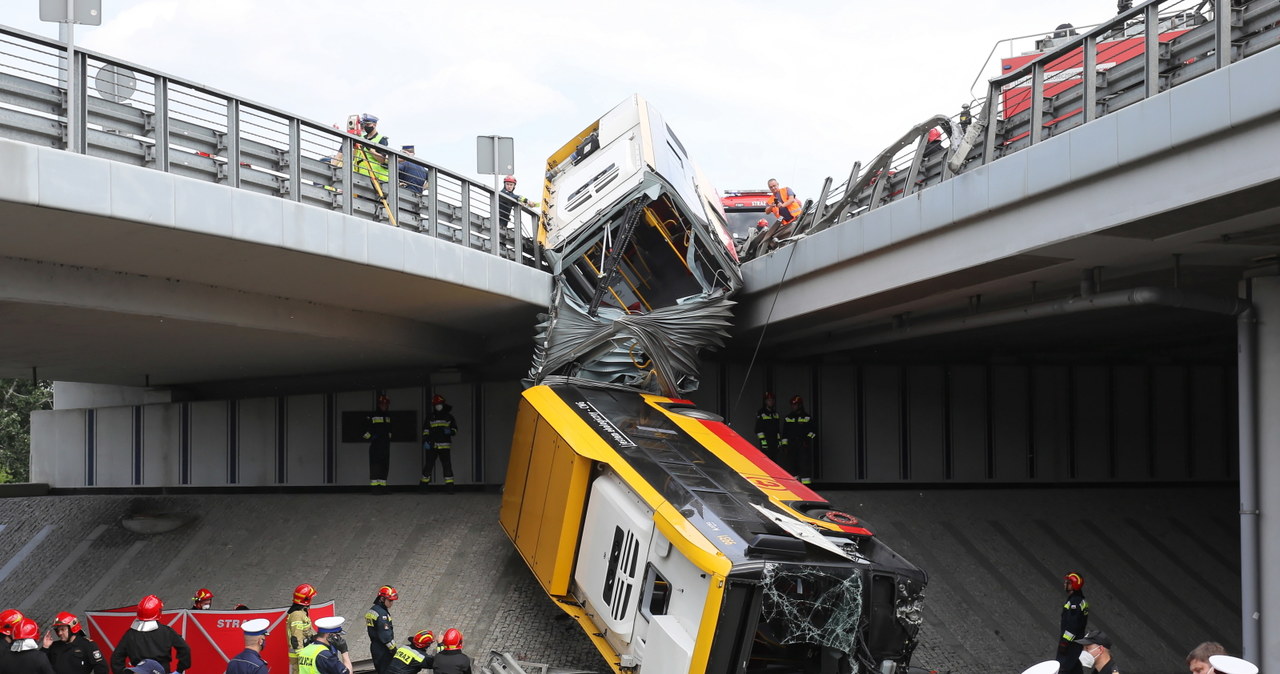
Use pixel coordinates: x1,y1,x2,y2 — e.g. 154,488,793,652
0,379,53,483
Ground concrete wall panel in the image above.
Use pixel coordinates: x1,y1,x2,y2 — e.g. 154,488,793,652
1032,366,1070,481
819,364,857,482
991,366,1030,481
1190,366,1229,479
863,365,902,481
189,401,229,486
30,409,85,486
93,406,135,487
236,398,275,486
1152,366,1191,479
949,365,988,481
287,395,325,485
1112,366,1151,480
142,404,180,486
906,366,945,481
484,380,523,485
1073,366,1111,480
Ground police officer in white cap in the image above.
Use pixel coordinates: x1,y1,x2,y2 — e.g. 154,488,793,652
297,618,348,674
224,619,270,674
1209,655,1258,674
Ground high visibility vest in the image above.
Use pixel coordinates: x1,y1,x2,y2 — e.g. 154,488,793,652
768,187,803,221
354,133,390,182
296,643,329,674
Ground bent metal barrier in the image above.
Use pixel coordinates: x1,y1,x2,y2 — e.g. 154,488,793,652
785,0,1280,242
0,24,541,266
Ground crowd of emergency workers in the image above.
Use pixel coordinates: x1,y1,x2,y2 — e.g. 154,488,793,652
0,584,473,674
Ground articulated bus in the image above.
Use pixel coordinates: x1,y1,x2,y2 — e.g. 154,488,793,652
499,383,927,674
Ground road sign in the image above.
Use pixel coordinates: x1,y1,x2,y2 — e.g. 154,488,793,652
477,135,514,175
39,0,102,25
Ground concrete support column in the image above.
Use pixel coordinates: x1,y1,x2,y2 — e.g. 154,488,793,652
1253,275,1280,670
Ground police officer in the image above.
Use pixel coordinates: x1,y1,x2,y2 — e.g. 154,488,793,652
9,619,55,674
781,395,817,484
190,588,213,610
365,394,394,493
43,612,106,674
110,596,191,674
365,586,398,674
1076,631,1116,674
287,584,317,674
431,629,471,674
1057,572,1089,674
753,392,781,458
224,619,270,674
420,394,459,493
297,618,348,674
353,114,390,184
385,631,435,674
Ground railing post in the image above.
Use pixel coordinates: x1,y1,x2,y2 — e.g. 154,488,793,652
1029,62,1045,145
1082,35,1098,122
385,153,400,225
225,99,241,188
65,49,86,153
1215,0,1236,69
425,167,439,238
341,134,354,216
1144,3,1160,99
461,180,473,249
286,119,301,202
152,77,170,170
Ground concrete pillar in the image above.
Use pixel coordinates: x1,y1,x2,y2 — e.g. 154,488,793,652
1254,275,1280,670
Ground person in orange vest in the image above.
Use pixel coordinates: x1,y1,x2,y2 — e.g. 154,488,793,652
765,179,802,226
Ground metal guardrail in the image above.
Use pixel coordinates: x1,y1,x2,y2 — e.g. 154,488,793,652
0,23,543,268
791,0,1279,241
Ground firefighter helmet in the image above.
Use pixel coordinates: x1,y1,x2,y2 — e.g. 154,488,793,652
293,583,317,606
0,609,24,636
193,588,213,605
376,394,389,407
1064,572,1084,591
53,612,82,634
756,219,769,229
790,394,803,406
377,585,398,601
927,128,942,143
441,628,463,650
763,391,775,403
503,175,517,185
411,630,434,649
13,618,38,641
137,595,163,621
432,394,445,405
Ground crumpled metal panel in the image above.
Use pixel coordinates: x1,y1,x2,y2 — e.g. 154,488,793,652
528,278,734,396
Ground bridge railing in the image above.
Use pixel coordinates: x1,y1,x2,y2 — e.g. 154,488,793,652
796,0,1278,240
0,23,543,267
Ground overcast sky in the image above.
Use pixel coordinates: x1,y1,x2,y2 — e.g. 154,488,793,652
5,0,1122,197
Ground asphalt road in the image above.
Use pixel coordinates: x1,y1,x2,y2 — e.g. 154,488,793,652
0,485,1241,674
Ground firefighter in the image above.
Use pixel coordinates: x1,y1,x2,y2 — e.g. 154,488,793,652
353,114,390,184
43,612,106,674
287,583,318,674
385,631,435,674
364,585,398,674
764,179,802,226
364,394,394,494
430,629,471,674
753,392,781,458
9,619,55,674
224,619,270,674
781,395,817,484
109,596,190,674
190,588,213,610
1,608,27,671
297,617,347,674
420,394,459,493
1057,572,1089,674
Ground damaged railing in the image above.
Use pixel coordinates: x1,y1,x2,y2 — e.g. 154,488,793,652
754,0,1278,254
0,23,542,267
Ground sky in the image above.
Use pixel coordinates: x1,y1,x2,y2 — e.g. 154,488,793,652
3,0,1123,198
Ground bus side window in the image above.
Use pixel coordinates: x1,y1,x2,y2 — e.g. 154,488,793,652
641,563,671,617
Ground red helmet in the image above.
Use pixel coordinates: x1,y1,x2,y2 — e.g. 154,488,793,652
0,609,24,636
927,128,942,143
1064,572,1084,591
377,585,398,601
52,612,82,634
137,595,163,621
376,394,389,407
790,394,803,406
293,583,317,606
13,618,38,641
763,392,775,403
503,175,516,184
411,630,434,649
441,628,463,650
193,588,213,604
756,219,769,228
432,394,445,405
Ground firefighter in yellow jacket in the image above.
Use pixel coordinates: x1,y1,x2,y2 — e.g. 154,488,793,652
287,584,317,674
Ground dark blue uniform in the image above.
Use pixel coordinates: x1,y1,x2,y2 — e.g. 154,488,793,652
364,603,394,674
224,648,268,674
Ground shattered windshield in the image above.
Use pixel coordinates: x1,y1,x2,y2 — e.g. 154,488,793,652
760,562,864,660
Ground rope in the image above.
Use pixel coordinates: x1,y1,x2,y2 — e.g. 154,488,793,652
731,240,800,422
